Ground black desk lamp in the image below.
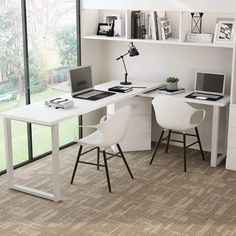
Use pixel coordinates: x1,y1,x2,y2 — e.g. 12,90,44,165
116,42,139,85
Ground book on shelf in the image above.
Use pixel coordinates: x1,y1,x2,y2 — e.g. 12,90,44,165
159,17,172,40
149,11,166,40
108,86,133,93
131,11,140,39
186,33,213,43
131,11,146,39
131,10,168,40
157,86,185,95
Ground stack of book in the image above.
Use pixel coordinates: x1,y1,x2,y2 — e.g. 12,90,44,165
131,11,172,40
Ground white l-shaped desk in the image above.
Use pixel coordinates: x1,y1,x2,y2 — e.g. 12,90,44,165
1,80,162,202
1,80,230,202
141,89,230,168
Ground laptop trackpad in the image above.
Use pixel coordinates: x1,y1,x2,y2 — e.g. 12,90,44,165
196,96,207,100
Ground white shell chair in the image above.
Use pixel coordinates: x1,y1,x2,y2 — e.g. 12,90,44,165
70,106,134,192
150,95,206,171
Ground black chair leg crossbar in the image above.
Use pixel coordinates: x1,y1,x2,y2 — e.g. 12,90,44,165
70,144,134,192
150,127,205,171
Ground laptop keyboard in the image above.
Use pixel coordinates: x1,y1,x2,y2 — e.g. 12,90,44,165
185,92,223,101
78,90,103,99
192,93,221,99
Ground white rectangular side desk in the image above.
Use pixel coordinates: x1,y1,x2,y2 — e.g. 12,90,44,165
1,80,162,202
141,90,230,168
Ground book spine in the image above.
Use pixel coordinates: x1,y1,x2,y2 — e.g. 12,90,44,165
150,11,156,40
139,11,146,39
157,17,162,40
146,13,150,39
131,11,139,39
160,17,172,40
154,11,159,40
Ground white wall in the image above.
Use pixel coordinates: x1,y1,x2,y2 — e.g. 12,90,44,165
100,41,232,151
82,0,236,13
80,3,234,151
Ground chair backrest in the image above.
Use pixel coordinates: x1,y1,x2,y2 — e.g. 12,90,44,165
152,95,204,131
98,106,132,146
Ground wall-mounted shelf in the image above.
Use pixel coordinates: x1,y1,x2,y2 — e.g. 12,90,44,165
83,9,235,49
83,35,233,49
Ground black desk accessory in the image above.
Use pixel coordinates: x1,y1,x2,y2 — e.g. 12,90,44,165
116,42,139,85
157,86,185,95
108,86,133,93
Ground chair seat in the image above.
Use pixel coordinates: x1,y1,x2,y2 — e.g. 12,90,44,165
77,130,103,147
163,123,198,132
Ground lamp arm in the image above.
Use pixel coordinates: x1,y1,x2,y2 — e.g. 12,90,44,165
116,52,129,61
121,56,128,77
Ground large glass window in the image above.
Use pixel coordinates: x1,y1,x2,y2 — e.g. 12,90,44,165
0,0,80,172
0,0,28,171
26,0,78,157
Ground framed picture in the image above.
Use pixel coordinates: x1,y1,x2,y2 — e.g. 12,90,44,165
214,20,235,43
97,23,111,36
103,13,120,26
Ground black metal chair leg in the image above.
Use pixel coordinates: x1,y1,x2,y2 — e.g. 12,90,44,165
97,147,100,170
195,127,205,161
71,145,83,184
103,150,111,192
117,144,134,179
183,133,187,172
166,130,172,153
150,130,165,165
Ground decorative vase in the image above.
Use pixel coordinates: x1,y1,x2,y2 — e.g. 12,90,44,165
166,82,178,91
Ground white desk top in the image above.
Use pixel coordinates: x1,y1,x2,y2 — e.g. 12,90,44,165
141,89,230,107
0,80,163,126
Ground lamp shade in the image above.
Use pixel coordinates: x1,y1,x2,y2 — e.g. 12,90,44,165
129,42,139,57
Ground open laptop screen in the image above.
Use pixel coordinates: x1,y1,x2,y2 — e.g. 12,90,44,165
70,66,93,94
195,72,225,95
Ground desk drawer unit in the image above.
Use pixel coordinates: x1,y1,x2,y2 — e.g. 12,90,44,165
226,104,236,171
107,97,152,151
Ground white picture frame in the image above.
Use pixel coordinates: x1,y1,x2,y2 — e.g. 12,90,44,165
214,20,235,43
103,13,120,27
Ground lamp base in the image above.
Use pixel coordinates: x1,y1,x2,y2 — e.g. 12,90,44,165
120,81,132,85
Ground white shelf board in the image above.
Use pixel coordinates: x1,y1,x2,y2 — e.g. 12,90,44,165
83,35,233,49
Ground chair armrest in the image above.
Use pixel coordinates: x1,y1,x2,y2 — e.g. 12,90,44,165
99,114,112,123
190,109,206,126
73,125,99,141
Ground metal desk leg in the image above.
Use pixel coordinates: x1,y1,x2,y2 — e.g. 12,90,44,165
4,120,61,202
51,124,61,202
4,118,14,188
211,106,227,167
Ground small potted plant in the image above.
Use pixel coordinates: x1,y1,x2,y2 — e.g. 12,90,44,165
166,76,179,91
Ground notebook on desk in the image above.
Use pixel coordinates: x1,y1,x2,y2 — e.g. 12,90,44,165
185,72,225,101
69,66,115,101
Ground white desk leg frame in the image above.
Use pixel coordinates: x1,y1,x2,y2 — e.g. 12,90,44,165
4,119,61,202
4,118,14,188
211,106,227,167
51,124,61,202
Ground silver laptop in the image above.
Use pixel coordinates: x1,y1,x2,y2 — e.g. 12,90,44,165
69,66,114,100
186,72,225,101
